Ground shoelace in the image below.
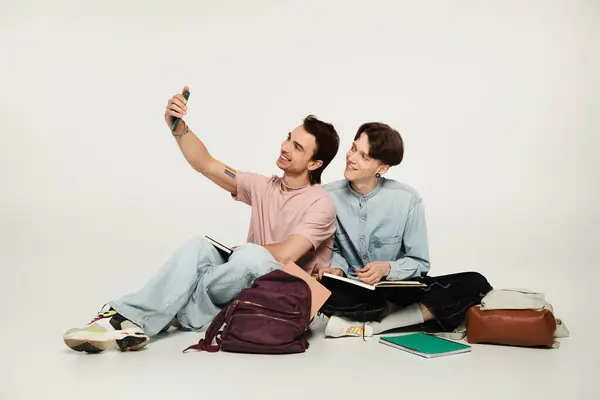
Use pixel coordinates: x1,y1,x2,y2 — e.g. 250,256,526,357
88,313,105,324
87,304,113,324
361,310,366,341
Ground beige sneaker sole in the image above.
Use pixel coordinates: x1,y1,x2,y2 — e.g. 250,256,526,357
64,331,149,353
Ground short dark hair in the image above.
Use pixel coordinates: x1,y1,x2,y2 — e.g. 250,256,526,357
303,115,340,184
354,122,404,166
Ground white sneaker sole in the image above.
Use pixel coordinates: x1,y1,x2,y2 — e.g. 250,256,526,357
64,330,149,353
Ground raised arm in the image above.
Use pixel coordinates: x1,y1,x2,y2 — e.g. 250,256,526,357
165,86,237,195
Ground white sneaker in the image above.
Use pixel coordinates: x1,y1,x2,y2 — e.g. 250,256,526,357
63,305,149,353
325,316,374,338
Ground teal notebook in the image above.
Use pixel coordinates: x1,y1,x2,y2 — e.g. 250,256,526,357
379,332,471,358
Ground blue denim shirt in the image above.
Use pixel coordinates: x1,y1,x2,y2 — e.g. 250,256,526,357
323,178,430,281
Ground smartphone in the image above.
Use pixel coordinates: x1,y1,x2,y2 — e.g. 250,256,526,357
171,89,190,132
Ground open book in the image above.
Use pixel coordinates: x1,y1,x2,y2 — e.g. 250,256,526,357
205,236,233,258
322,272,426,290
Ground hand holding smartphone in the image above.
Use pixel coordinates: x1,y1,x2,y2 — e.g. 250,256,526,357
165,86,190,132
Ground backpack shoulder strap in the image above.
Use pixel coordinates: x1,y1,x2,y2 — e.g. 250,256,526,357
182,305,229,353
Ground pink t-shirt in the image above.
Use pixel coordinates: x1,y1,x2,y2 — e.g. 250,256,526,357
233,171,336,275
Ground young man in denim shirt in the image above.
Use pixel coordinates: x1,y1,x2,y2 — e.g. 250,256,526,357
319,122,492,337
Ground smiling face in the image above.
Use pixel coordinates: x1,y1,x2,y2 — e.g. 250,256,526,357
344,133,387,182
276,125,321,176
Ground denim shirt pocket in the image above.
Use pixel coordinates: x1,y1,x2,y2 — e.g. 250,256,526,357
370,235,403,261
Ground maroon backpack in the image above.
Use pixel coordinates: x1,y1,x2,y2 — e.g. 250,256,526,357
183,269,312,354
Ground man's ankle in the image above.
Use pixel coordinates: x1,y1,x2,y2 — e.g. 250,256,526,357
419,303,435,321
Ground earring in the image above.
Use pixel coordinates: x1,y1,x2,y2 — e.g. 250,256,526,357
375,173,381,178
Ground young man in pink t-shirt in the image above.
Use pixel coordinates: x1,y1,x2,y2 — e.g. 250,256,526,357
63,86,339,353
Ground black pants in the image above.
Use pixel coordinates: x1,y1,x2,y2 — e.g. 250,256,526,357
320,272,492,332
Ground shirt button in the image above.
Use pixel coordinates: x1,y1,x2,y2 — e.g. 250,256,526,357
361,216,366,220
362,255,368,260
360,235,364,240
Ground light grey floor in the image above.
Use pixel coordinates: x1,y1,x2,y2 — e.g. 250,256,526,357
2,302,597,399
2,231,598,399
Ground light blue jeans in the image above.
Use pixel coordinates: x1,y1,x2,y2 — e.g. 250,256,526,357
110,237,282,337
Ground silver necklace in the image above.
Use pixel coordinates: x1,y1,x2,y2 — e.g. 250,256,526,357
281,180,311,191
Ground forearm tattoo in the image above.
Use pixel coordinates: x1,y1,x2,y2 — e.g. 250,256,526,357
224,166,236,179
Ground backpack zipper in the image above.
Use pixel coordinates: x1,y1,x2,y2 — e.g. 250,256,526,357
237,300,300,314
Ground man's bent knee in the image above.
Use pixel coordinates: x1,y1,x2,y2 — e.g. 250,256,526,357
228,243,282,277
230,243,273,260
464,272,493,294
181,236,213,252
